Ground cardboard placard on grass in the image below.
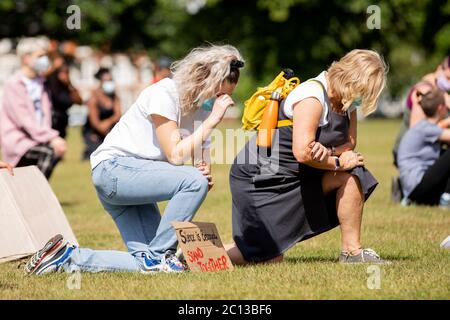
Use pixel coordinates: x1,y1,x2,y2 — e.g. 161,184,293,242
0,166,78,263
171,221,233,272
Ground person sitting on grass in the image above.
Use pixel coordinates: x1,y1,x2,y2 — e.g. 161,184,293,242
23,44,244,275
397,89,450,207
0,37,67,179
226,49,389,265
393,55,450,166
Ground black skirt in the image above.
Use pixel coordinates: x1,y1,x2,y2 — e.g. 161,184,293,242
230,135,378,263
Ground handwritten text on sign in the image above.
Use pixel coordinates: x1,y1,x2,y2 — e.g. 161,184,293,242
171,221,234,272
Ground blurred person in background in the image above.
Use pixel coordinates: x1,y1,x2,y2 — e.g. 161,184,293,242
393,56,450,166
47,57,83,139
0,161,14,175
150,56,172,84
398,89,450,207
0,37,66,179
82,67,121,160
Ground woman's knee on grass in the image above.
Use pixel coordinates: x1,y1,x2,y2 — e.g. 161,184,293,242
225,243,284,266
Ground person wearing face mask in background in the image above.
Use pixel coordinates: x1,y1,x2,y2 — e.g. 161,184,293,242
0,37,67,179
82,68,121,160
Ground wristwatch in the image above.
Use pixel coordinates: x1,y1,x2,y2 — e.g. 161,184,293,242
333,156,341,171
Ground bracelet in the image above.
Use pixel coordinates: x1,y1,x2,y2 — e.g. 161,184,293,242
333,156,341,171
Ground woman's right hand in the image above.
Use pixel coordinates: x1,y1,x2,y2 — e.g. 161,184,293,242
50,137,67,158
207,94,235,127
339,150,364,170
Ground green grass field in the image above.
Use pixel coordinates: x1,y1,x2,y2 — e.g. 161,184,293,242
1,119,449,299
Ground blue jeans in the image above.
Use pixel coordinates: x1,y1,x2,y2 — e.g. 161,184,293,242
63,156,209,273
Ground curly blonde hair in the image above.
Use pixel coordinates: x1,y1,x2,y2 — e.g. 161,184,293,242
328,49,388,116
171,44,244,115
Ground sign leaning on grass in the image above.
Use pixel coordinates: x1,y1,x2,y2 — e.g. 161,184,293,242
171,221,234,272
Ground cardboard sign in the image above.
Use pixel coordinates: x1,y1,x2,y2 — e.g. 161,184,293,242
171,221,234,272
0,166,78,263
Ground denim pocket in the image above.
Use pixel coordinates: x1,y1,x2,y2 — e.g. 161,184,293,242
102,169,118,199
93,161,118,199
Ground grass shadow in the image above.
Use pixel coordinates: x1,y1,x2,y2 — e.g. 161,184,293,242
284,254,418,264
59,201,79,207
285,256,338,264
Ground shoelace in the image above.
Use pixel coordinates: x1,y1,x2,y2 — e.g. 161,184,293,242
22,252,41,272
165,252,183,267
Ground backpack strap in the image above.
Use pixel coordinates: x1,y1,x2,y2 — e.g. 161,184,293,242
277,119,293,127
276,79,325,128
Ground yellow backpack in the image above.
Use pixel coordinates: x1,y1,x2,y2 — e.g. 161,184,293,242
242,69,300,130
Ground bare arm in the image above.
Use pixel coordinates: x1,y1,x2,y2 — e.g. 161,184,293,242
109,96,122,124
152,94,234,165
68,84,82,105
292,98,363,171
86,93,105,133
410,86,429,127
152,115,216,165
292,98,341,170
439,117,450,129
439,129,450,143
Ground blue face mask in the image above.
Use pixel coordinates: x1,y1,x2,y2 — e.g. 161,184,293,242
201,98,216,111
349,97,362,112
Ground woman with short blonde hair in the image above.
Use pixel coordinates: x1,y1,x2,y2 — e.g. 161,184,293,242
24,44,245,275
227,49,389,265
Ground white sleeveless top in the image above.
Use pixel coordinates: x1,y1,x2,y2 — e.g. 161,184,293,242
283,71,330,127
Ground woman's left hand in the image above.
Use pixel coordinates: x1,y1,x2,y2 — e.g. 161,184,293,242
196,162,213,191
309,141,329,162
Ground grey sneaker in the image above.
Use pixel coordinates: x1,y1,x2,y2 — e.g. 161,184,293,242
339,248,391,264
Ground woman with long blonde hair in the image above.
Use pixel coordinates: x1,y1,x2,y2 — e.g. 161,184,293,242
227,49,389,265
24,44,244,275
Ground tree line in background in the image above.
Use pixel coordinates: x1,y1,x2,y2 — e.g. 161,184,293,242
0,0,449,101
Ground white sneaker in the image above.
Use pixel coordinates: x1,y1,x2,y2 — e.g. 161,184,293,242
440,235,450,249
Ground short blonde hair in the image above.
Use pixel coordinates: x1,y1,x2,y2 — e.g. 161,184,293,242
16,36,49,59
327,49,388,116
171,44,243,115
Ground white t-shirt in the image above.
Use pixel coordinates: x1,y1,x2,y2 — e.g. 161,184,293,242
22,75,44,124
90,78,211,169
283,71,330,127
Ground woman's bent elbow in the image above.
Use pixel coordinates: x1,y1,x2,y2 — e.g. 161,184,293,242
293,149,310,163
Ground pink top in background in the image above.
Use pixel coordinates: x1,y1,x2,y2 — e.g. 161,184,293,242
0,71,59,166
